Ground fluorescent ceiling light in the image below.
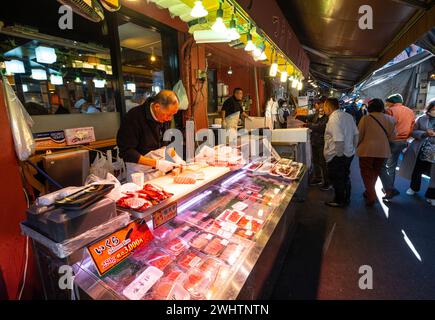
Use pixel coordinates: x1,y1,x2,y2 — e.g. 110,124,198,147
50,74,63,85
93,79,106,88
193,30,230,43
35,46,57,64
126,82,136,93
191,1,208,18
31,69,47,80
5,60,25,74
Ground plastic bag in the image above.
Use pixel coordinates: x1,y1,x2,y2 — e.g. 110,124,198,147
3,78,35,161
90,152,109,179
113,146,126,181
85,172,123,201
173,80,188,111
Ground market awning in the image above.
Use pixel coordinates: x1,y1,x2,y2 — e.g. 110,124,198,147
276,0,435,90
358,50,434,90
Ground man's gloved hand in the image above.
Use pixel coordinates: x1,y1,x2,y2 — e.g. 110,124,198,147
172,153,186,166
156,159,177,173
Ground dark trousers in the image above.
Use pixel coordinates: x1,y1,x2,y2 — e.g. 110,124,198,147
359,157,386,203
411,157,435,199
328,155,354,203
380,140,407,192
311,144,329,185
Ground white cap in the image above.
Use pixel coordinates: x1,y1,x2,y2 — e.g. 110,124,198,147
74,98,86,109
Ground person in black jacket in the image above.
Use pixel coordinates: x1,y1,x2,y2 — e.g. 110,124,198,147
306,103,330,189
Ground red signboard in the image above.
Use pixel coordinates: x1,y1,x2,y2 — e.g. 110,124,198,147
87,220,154,276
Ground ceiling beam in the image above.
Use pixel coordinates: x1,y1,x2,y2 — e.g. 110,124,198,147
329,55,378,62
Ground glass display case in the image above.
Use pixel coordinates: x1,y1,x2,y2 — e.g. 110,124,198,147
73,167,306,300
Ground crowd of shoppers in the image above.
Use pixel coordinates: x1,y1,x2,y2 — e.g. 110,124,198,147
306,94,434,208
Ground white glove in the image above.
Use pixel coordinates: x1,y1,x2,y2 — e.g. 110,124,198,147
156,159,176,173
172,153,186,166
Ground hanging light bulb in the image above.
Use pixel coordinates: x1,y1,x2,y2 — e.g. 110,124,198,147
244,32,256,52
280,70,288,83
253,47,262,59
269,63,278,77
150,47,156,62
228,66,233,75
292,78,298,88
228,13,240,41
269,50,278,77
297,81,303,91
191,1,208,18
212,2,227,34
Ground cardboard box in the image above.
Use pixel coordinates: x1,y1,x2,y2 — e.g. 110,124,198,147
64,127,96,145
34,130,67,149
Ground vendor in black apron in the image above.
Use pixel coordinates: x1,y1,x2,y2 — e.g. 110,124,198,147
221,88,250,127
117,90,184,182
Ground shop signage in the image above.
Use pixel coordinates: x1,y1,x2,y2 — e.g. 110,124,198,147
87,220,154,275
153,202,178,229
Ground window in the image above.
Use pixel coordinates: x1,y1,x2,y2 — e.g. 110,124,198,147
118,21,165,113
0,33,116,115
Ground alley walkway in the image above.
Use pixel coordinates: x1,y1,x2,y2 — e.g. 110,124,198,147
272,158,435,300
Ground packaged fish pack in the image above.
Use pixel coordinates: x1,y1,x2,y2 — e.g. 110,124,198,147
143,248,175,271
102,258,147,294
163,237,190,256
151,278,191,300
202,237,229,256
177,250,204,271
152,224,173,241
189,232,214,250
182,257,225,300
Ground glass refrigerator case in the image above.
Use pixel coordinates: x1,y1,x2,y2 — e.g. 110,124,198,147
73,167,306,300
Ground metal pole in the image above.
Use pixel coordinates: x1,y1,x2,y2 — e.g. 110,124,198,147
254,67,260,116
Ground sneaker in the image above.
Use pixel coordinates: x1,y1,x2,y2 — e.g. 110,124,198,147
406,188,416,196
320,185,333,191
325,201,345,208
382,189,400,200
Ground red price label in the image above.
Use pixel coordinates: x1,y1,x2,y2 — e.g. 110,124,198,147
87,220,154,276
152,202,177,229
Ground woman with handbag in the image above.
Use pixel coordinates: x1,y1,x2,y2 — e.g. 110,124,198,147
400,99,435,206
357,99,397,206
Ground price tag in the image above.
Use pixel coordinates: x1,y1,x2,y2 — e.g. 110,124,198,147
122,266,163,300
87,220,154,276
153,202,178,229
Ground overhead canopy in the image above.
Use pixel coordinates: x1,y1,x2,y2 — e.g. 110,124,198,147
277,0,435,90
358,50,434,91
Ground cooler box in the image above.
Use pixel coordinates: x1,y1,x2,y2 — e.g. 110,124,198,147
25,198,116,243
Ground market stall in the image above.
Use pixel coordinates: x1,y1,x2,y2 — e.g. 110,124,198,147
21,148,306,300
